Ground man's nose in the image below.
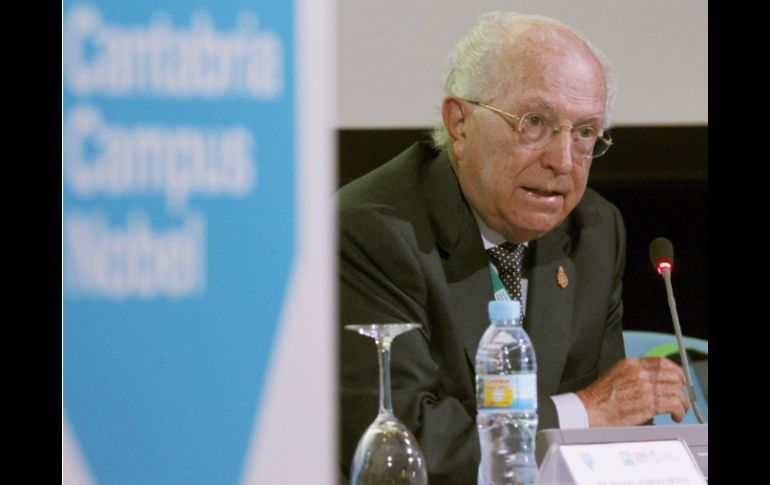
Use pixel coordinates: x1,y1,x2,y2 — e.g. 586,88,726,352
541,129,574,174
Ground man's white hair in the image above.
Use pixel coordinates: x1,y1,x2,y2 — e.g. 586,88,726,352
431,11,618,153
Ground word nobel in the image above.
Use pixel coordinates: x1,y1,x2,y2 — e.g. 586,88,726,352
64,105,256,212
66,211,205,299
64,5,283,98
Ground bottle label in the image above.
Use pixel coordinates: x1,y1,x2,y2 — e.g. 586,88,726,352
477,373,537,411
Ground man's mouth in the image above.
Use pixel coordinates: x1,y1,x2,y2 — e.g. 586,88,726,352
524,187,563,197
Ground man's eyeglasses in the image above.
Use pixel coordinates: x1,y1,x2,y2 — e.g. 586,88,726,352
467,100,613,159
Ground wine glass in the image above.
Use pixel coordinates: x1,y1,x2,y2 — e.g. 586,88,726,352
345,323,428,484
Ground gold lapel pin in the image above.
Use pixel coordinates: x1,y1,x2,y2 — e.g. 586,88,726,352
556,266,569,289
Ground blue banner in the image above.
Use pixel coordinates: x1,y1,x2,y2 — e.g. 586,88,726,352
62,1,295,482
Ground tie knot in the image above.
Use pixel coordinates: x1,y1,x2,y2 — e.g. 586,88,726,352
487,242,526,269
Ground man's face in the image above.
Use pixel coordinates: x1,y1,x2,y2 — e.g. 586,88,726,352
450,32,607,243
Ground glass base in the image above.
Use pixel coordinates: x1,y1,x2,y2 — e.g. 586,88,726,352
345,323,421,342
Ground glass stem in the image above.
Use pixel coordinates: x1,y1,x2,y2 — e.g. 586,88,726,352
377,337,393,415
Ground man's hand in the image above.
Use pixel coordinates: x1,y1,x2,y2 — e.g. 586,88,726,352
575,357,690,427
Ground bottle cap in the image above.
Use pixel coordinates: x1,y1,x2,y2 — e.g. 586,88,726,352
488,300,520,321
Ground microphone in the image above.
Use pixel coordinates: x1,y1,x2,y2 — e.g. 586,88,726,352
649,237,673,276
648,237,706,424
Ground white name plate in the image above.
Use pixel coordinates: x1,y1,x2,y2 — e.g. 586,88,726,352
556,439,706,485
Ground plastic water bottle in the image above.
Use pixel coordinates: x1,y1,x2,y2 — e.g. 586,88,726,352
475,300,538,485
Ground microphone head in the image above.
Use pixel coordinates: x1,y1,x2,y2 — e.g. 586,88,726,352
649,237,674,275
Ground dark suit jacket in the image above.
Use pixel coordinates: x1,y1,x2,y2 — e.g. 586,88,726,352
338,142,626,484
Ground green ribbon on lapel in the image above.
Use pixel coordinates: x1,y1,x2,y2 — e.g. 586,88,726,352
489,263,512,301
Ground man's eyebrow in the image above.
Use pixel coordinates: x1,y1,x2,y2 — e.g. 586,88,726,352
575,115,605,126
520,98,604,125
517,98,556,113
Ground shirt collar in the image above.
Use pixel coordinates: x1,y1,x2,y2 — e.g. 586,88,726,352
470,209,529,251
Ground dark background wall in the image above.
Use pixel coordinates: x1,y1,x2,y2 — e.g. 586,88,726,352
338,126,708,340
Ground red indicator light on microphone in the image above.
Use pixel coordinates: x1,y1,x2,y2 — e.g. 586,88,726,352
657,261,672,275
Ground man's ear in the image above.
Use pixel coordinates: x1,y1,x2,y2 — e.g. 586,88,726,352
442,96,468,160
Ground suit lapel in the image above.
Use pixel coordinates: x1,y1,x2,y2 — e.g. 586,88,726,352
424,152,493,369
526,226,574,398
445,232,493,370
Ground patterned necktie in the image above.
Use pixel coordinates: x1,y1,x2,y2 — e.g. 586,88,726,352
486,242,527,318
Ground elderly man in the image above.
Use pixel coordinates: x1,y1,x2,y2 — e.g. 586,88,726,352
337,12,689,484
